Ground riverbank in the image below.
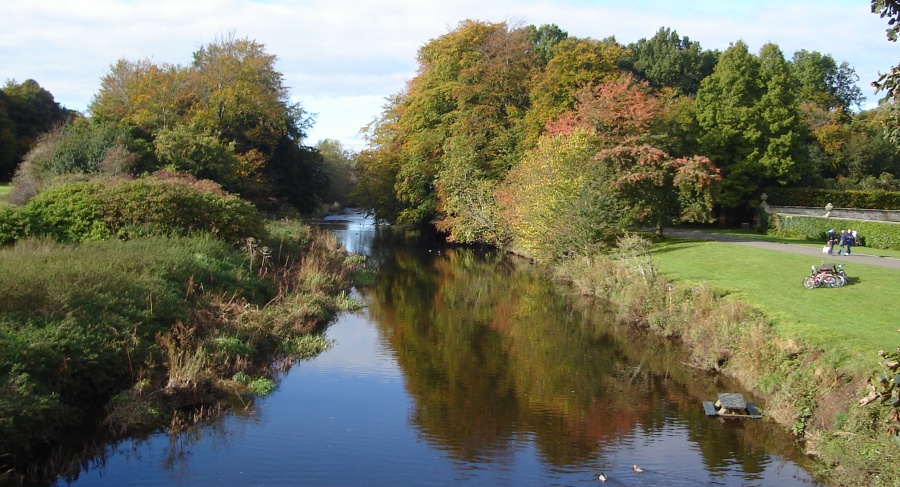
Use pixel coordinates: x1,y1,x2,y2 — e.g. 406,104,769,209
553,232,900,486
0,219,363,485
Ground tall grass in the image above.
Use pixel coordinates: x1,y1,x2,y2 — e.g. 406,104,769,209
0,220,362,481
557,233,900,486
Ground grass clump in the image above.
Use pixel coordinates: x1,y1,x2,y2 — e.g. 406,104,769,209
0,217,362,482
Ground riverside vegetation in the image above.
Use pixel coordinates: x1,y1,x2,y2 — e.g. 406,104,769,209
554,233,900,487
0,173,365,484
5,9,900,484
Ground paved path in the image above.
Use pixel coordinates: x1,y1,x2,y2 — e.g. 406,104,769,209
662,228,900,270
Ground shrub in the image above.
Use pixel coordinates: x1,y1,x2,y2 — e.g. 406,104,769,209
768,214,900,250
0,202,28,245
19,172,266,244
766,187,900,210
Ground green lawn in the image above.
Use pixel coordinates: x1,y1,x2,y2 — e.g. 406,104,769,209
652,239,900,371
683,227,900,260
0,183,9,200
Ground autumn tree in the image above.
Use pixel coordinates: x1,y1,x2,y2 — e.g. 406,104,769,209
498,128,620,262
353,94,403,223
524,36,628,145
577,76,720,236
872,0,900,142
501,76,719,259
365,20,537,242
87,34,324,210
596,146,719,236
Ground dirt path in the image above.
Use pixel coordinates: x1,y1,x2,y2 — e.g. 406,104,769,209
663,228,900,270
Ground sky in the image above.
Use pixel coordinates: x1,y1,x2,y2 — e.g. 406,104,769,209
2,0,897,150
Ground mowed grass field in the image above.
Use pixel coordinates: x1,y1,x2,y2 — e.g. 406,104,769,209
652,238,900,372
0,183,9,200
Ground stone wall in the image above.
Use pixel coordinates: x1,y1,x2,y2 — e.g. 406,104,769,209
761,203,900,224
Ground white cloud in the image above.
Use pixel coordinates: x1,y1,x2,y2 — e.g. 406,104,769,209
2,0,897,147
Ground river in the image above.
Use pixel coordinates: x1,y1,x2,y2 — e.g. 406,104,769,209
56,212,820,486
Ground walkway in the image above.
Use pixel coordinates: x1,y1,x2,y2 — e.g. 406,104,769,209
662,228,900,270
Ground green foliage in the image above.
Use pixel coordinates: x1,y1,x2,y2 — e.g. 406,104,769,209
0,236,254,459
231,372,276,396
0,202,27,245
8,117,145,205
765,186,900,209
695,41,809,208
280,334,332,359
20,173,265,244
0,223,356,468
498,129,621,262
153,123,240,188
768,213,900,250
17,118,139,182
0,79,74,181
791,50,864,112
0,97,18,182
872,0,900,143
623,27,718,97
316,139,357,205
433,159,505,245
88,34,324,212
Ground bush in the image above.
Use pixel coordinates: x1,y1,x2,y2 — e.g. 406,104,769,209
766,187,900,210
768,214,900,250
19,172,266,244
0,202,28,245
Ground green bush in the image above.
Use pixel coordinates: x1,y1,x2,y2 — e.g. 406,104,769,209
0,236,259,461
20,172,265,244
0,202,28,245
766,187,900,210
768,214,900,250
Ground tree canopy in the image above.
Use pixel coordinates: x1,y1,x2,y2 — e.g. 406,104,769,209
48,34,326,211
0,80,76,181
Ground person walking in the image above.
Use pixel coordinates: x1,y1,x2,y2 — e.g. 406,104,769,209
827,228,835,255
838,229,848,255
845,229,854,255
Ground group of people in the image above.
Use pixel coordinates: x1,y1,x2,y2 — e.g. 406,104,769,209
825,228,860,256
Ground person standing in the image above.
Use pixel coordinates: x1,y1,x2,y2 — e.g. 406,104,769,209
845,229,854,255
827,228,835,255
838,229,848,255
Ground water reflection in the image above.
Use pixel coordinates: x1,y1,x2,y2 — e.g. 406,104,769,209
337,211,818,485
55,212,819,486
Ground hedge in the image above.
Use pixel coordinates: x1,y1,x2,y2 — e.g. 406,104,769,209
765,188,900,210
768,214,900,250
0,173,266,246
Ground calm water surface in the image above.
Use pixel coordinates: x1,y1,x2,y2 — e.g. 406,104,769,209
58,212,820,486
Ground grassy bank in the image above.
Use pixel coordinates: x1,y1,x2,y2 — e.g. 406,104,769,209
652,238,900,372
555,234,900,486
0,220,362,484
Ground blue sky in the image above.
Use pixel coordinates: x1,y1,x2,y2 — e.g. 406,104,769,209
2,0,896,149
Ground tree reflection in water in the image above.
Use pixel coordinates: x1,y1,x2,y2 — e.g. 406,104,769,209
363,229,815,481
